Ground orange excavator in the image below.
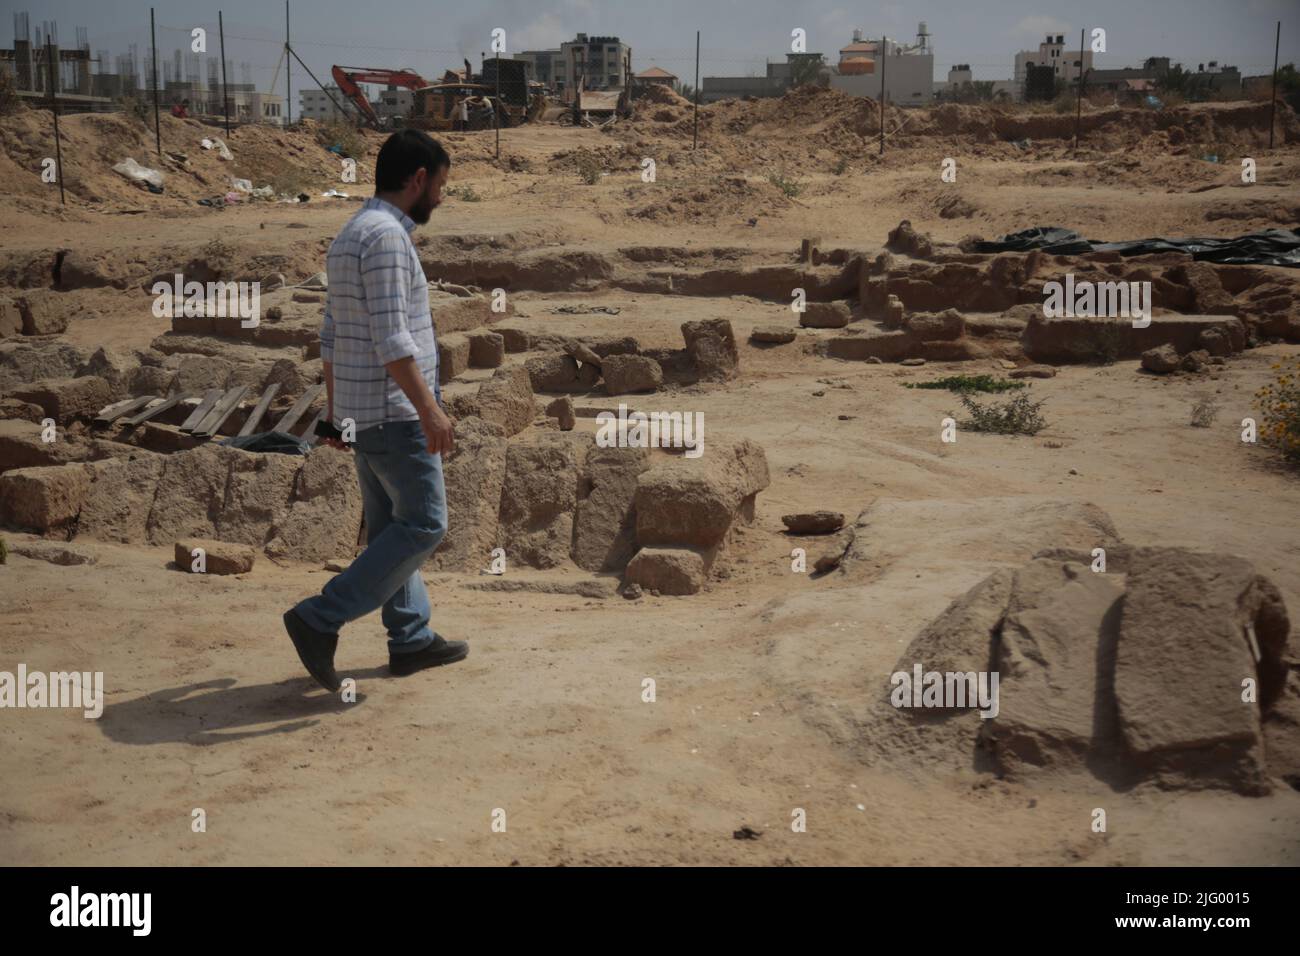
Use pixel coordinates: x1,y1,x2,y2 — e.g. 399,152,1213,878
331,65,430,128
331,61,545,131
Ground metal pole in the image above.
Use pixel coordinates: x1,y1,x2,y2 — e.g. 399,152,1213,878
287,46,352,121
150,7,161,155
46,39,65,205
285,1,291,126
219,11,230,136
1269,20,1281,149
879,37,886,154
1073,28,1085,153
692,31,699,150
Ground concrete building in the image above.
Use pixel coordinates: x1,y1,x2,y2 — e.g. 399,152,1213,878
560,33,631,103
300,85,349,122
635,66,677,88
1,24,115,114
1190,61,1242,97
935,64,1016,101
947,64,972,87
247,91,285,126
829,25,936,106
373,86,413,121
515,49,566,91
701,55,815,103
1014,33,1095,100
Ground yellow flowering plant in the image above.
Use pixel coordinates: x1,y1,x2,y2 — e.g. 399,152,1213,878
1254,358,1300,462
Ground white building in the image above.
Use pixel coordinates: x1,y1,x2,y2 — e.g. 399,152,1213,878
1014,33,1095,100
299,85,349,122
829,25,935,106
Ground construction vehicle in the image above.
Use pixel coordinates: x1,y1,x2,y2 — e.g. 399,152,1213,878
558,74,633,127
331,60,545,131
331,66,427,128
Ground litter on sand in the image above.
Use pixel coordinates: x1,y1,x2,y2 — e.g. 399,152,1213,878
111,158,164,190
201,137,234,160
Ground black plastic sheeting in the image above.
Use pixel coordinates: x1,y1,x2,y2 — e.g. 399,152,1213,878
973,227,1300,267
219,431,312,455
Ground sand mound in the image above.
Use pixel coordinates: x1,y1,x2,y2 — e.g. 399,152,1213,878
636,83,692,109
0,109,387,209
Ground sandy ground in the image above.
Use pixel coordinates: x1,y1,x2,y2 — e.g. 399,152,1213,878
2,108,1299,865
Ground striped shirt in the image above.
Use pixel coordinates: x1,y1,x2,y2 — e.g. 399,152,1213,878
319,196,440,430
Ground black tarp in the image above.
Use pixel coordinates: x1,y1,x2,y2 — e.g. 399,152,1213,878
973,227,1300,267
219,431,312,455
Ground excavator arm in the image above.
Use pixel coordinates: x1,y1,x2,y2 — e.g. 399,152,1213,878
331,65,429,128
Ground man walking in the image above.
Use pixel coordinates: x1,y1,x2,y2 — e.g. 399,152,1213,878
284,129,466,692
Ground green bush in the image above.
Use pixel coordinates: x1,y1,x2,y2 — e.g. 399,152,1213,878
766,169,804,197
957,391,1048,436
574,151,603,185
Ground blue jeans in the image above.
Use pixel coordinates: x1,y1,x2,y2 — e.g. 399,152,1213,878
294,420,447,655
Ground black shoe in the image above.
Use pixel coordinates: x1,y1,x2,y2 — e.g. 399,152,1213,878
283,609,341,692
389,635,469,676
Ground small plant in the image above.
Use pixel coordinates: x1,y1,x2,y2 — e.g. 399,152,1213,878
832,157,849,176
0,534,7,565
956,391,1048,436
1088,320,1125,365
318,118,365,162
574,151,603,185
1254,358,1300,462
1189,395,1221,428
906,374,1025,394
766,169,804,197
446,184,482,202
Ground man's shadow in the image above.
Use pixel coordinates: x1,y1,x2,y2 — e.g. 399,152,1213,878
98,668,388,746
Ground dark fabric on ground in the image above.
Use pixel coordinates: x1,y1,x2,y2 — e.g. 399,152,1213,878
219,431,312,455
974,227,1300,267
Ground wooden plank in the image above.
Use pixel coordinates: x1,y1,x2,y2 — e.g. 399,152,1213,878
304,405,328,445
180,389,224,432
192,385,251,440
272,383,323,435
94,395,153,425
121,394,190,427
236,383,281,437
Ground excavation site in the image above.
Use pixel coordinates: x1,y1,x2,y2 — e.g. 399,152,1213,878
1,9,1299,874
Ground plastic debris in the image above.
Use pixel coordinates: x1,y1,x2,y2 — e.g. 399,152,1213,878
321,188,350,198
208,137,234,160
230,177,254,193
112,158,165,190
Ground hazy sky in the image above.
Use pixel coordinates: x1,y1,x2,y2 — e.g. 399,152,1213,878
8,0,1298,108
